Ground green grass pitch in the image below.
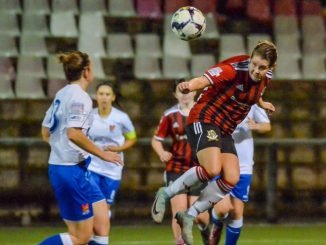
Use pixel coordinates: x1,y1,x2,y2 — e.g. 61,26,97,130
1,223,326,244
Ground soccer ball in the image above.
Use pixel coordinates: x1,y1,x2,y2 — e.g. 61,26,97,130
171,6,206,41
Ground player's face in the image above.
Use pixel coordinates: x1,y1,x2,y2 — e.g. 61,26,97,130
249,55,270,82
174,87,196,105
95,85,115,109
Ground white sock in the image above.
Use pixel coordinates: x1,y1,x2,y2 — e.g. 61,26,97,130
165,166,210,197
187,181,227,217
91,235,109,245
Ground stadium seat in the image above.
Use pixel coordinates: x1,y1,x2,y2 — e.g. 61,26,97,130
0,35,18,57
246,0,272,25
302,55,326,80
192,0,218,14
274,0,297,16
91,56,107,79
134,55,162,79
201,13,219,39
47,55,65,80
47,79,67,99
191,54,216,77
21,14,49,36
23,0,50,14
80,0,107,15
301,0,322,15
135,33,162,58
136,0,163,19
302,35,326,58
275,34,301,60
0,57,15,81
219,34,246,61
15,75,46,99
273,55,301,80
0,13,20,36
302,16,326,39
78,35,106,58
79,14,107,37
163,14,175,37
162,56,190,79
52,0,78,14
107,33,134,58
246,33,271,53
273,16,300,39
164,0,190,13
17,56,46,78
20,35,48,57
108,0,136,17
163,34,191,59
0,0,21,14
50,12,78,37
0,78,15,99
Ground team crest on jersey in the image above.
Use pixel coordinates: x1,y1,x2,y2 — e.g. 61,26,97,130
206,130,219,142
109,125,115,131
208,67,222,77
81,203,90,215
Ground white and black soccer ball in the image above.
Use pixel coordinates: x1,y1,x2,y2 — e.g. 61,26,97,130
171,6,206,41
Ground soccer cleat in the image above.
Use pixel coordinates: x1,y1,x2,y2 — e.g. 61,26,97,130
209,223,223,245
175,211,195,245
199,226,210,245
151,187,169,223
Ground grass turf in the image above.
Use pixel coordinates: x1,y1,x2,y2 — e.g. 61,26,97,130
1,223,326,244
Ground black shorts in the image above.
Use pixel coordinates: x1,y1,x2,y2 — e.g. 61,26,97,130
165,172,206,196
186,122,237,155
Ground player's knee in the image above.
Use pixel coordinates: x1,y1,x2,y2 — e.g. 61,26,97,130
74,231,92,244
203,165,221,179
223,173,239,186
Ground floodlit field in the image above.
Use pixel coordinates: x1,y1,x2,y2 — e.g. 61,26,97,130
1,223,326,244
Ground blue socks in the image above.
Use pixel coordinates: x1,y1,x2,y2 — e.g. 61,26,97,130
225,218,243,245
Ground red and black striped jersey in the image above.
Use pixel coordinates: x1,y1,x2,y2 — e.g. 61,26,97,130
187,55,273,135
154,104,196,174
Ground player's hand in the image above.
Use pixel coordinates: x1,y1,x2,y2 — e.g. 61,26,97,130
105,145,120,152
178,82,190,94
159,151,172,163
260,101,275,115
102,151,123,165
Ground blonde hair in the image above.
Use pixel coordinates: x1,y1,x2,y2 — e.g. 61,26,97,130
251,40,278,67
57,51,90,81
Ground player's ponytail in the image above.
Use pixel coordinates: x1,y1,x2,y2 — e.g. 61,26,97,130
58,51,90,82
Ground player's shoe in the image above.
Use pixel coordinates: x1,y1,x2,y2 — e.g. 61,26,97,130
209,223,223,245
198,225,210,245
175,211,195,245
151,187,169,223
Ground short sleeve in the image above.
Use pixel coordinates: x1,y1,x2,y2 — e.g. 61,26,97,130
67,93,92,129
154,115,171,141
203,64,236,87
253,105,270,123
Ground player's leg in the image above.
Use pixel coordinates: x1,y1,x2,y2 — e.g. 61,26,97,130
152,123,223,224
210,195,233,245
171,193,188,245
90,173,121,245
176,136,239,244
39,164,96,244
224,174,252,245
190,195,210,245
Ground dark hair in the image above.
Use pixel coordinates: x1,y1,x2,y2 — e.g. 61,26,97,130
95,81,123,109
251,40,278,67
57,51,90,82
172,78,186,92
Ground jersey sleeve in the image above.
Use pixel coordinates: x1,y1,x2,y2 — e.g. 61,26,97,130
67,93,93,129
203,63,236,87
153,114,171,141
42,104,53,128
252,104,270,123
122,113,137,140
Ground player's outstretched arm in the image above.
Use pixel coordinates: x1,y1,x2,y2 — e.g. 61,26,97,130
258,98,275,115
178,76,210,94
